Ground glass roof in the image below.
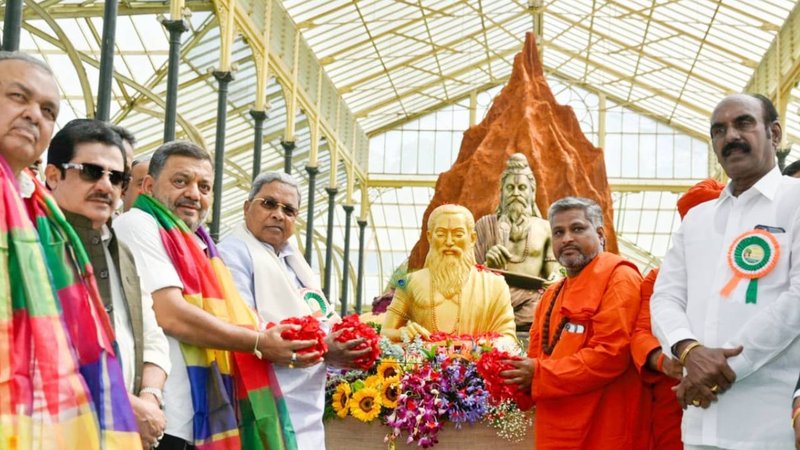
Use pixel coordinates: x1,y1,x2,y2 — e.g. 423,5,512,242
3,0,800,308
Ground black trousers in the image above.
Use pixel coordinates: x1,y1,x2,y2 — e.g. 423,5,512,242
157,434,195,450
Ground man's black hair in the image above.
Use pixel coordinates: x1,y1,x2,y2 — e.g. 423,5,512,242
47,118,127,172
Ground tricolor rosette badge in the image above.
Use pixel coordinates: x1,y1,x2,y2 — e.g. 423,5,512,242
720,229,780,304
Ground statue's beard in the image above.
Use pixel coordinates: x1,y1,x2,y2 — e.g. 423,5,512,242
501,198,532,242
424,249,476,299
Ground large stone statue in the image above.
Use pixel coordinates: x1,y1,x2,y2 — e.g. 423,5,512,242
381,204,516,342
474,153,560,330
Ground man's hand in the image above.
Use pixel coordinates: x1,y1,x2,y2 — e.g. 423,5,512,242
645,349,683,380
130,394,165,449
258,324,323,368
675,342,742,408
399,321,431,341
324,330,372,369
485,245,512,270
500,357,536,392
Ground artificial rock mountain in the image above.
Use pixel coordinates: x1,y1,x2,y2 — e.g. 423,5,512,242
408,32,618,269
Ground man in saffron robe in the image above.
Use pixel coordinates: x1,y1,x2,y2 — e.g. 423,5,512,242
501,196,644,450
381,204,517,343
632,178,725,450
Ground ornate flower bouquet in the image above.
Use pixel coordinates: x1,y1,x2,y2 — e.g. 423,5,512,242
325,330,533,448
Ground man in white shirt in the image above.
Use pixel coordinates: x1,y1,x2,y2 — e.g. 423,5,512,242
115,143,320,450
218,171,370,449
651,94,800,450
45,119,171,450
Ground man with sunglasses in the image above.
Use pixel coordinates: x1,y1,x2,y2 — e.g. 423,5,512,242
45,119,171,450
218,171,371,449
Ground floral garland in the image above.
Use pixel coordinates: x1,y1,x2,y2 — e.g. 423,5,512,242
325,330,533,448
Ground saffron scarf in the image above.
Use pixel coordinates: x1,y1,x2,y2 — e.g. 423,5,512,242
0,162,139,449
133,194,297,450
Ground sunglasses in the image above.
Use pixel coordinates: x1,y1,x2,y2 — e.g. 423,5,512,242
61,162,130,188
252,197,299,218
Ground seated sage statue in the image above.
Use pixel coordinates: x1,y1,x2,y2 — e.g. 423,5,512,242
382,204,516,342
474,153,560,331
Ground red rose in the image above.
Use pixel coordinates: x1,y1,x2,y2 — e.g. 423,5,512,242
331,314,381,371
476,348,533,410
275,316,327,355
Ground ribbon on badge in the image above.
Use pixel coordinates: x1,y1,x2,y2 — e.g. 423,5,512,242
301,288,335,319
720,229,780,304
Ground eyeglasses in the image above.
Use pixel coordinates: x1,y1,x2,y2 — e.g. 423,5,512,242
61,162,130,188
252,197,299,218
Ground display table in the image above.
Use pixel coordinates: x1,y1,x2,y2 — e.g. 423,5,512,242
325,417,534,449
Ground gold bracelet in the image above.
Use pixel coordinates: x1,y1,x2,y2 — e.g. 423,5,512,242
253,332,263,359
679,341,702,365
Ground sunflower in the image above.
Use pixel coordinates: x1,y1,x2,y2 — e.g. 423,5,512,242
332,382,352,418
377,358,401,380
350,387,382,422
381,377,401,409
364,374,382,388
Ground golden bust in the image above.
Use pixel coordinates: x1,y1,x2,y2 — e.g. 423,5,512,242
382,204,516,342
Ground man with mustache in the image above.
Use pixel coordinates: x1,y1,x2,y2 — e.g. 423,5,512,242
474,153,560,331
382,204,516,342
45,119,171,450
115,141,317,450
500,197,644,450
218,171,371,449
651,94,800,450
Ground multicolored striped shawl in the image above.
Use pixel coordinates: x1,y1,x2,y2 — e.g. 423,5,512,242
133,194,297,450
0,160,139,450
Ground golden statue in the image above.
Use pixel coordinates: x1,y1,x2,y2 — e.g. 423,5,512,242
382,204,516,342
474,153,561,330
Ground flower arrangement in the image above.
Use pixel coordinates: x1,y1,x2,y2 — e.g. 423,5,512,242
332,314,382,370
325,331,533,448
273,315,327,354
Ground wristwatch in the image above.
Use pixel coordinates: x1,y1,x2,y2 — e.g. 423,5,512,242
139,387,165,410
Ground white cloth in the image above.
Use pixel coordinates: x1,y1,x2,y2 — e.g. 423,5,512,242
651,167,800,450
113,209,193,442
101,225,135,393
218,224,337,450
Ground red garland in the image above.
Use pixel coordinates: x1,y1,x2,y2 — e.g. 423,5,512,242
272,315,328,355
476,348,534,410
331,314,381,371
426,331,501,343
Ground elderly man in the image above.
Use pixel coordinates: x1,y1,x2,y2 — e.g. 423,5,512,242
0,51,139,448
122,156,150,212
381,203,516,342
651,94,800,450
218,171,370,448
501,197,643,450
45,119,171,449
475,153,560,330
115,142,315,450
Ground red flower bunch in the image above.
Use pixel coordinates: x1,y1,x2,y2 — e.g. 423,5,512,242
275,315,327,355
476,348,534,410
331,314,381,371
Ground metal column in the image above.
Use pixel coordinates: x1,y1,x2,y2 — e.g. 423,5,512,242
304,165,319,263
209,70,233,242
2,0,23,51
322,187,338,300
339,205,354,316
95,0,118,121
250,109,267,181
162,18,188,142
281,140,295,175
355,219,367,314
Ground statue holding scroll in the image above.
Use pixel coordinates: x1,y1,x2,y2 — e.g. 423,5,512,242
474,153,560,330
381,204,516,342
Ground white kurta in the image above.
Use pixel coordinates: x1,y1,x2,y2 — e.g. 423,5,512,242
219,224,336,450
651,167,800,450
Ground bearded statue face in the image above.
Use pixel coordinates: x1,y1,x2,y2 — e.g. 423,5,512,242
424,210,477,299
501,174,535,222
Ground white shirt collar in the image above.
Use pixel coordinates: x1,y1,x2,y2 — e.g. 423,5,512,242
718,166,782,202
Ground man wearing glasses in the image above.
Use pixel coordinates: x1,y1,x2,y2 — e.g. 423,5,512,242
219,171,370,449
45,119,171,450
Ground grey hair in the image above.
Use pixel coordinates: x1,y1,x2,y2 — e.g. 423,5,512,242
0,51,53,75
249,171,302,206
131,155,150,168
148,140,212,179
548,196,604,228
